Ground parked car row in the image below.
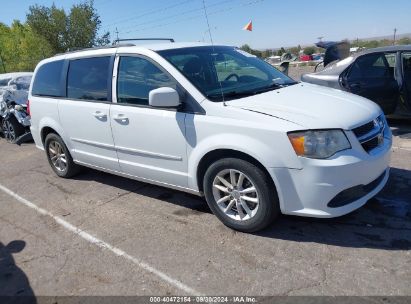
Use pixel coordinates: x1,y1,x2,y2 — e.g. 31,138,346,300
26,41,391,232
302,44,411,118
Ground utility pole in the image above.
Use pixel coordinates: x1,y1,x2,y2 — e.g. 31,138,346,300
115,27,119,44
393,28,397,45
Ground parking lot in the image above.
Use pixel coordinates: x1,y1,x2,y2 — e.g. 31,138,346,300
0,120,411,296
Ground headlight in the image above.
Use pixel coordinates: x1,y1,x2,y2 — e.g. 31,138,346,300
287,129,351,159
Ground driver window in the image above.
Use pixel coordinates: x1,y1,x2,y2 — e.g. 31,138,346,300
348,54,390,80
117,56,177,106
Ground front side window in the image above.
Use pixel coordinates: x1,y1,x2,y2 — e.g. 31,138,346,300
117,56,176,105
67,57,111,101
158,46,296,101
348,53,391,80
32,60,64,97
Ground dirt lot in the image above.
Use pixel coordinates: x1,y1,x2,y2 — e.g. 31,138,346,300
287,65,316,81
0,121,411,297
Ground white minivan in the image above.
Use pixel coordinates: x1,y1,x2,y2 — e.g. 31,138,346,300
29,42,392,232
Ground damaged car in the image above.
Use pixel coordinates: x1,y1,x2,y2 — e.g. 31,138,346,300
0,72,33,144
302,44,411,117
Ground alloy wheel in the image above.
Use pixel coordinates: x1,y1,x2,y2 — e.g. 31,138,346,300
48,140,67,172
2,120,16,142
212,169,259,221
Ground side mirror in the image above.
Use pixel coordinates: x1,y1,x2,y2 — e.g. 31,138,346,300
149,87,180,108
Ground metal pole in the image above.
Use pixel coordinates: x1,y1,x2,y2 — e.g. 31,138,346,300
393,28,397,45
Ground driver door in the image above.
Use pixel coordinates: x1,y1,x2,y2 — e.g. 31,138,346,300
343,53,400,114
401,52,411,112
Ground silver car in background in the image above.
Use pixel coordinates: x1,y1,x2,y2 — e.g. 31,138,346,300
0,72,33,143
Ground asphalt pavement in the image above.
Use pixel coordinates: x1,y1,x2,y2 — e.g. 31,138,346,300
0,121,410,296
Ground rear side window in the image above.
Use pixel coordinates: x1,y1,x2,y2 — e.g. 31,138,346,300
32,60,64,97
67,57,111,101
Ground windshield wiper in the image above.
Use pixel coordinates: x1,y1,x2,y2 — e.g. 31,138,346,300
253,81,298,94
207,91,255,101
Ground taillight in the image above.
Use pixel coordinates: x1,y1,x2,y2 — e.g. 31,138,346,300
26,99,30,116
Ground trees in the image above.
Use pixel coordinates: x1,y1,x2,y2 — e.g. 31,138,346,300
0,21,53,72
26,1,110,54
0,1,110,72
398,37,411,45
276,47,286,56
303,46,316,56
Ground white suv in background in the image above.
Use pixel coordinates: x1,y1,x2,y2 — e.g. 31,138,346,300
29,42,392,232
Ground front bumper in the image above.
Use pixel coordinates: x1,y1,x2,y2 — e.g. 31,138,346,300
269,130,392,218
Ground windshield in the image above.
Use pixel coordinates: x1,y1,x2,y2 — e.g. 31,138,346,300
158,46,297,101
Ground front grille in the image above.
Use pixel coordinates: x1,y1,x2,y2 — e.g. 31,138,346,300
361,137,380,151
353,121,375,138
353,115,385,153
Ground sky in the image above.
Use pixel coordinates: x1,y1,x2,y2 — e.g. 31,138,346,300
0,0,410,49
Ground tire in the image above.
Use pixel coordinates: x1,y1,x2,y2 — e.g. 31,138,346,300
2,116,25,143
45,133,80,178
203,158,280,232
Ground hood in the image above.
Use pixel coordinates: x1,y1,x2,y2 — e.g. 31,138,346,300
225,83,381,130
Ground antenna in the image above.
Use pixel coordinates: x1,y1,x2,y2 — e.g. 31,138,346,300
201,0,226,104
115,27,120,42
393,28,397,45
201,0,214,45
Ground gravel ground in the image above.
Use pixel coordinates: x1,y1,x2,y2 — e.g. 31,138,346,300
288,65,317,81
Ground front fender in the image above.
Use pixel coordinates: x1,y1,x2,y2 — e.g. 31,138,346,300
186,132,298,190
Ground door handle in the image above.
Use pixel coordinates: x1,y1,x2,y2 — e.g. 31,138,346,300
113,114,129,123
92,111,107,119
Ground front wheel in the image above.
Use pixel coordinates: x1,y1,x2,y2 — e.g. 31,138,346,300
203,158,280,232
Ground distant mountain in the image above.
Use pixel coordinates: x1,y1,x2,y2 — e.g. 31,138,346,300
263,33,411,51
351,32,411,42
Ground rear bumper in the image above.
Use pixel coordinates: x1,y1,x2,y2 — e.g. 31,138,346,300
269,134,391,218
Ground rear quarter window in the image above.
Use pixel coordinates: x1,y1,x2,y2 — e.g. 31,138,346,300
32,60,64,97
67,56,111,101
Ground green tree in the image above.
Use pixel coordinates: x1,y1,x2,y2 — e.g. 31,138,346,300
398,37,411,45
303,46,316,56
240,44,252,53
27,0,110,53
0,21,53,72
262,49,272,58
276,47,286,56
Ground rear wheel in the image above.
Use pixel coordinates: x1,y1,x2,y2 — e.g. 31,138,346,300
45,133,80,178
2,116,25,143
203,158,279,232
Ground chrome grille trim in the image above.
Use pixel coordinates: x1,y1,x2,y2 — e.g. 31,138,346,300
353,115,385,153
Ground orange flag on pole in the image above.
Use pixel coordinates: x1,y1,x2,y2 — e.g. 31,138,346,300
243,20,252,31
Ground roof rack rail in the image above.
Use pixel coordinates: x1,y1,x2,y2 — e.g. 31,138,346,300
113,38,175,45
54,43,135,56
